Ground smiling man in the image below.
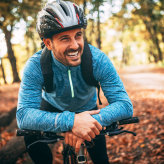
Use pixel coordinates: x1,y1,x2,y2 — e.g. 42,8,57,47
16,1,133,164
44,28,84,67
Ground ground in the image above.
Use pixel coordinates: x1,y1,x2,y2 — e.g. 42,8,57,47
0,64,164,164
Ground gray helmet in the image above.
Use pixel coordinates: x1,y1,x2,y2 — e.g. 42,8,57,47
36,0,87,39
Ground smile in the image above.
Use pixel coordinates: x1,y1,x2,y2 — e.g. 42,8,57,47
67,51,78,57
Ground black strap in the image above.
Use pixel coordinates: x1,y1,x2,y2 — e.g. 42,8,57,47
40,46,53,93
81,42,102,105
40,41,102,105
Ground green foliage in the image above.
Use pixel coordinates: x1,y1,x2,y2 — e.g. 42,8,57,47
0,0,45,33
2,0,164,83
109,0,164,64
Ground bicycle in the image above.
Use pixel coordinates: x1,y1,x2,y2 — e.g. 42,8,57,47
16,117,139,164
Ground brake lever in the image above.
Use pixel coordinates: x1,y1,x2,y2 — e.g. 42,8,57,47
27,135,64,149
27,139,59,149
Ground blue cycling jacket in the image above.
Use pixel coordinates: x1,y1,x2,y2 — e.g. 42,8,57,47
16,44,133,132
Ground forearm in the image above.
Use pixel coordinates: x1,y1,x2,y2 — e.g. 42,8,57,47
92,100,133,127
16,107,75,132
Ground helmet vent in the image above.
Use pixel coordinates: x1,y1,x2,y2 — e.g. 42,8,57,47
59,4,68,16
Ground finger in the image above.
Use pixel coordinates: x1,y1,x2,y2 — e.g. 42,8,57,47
75,139,84,153
65,133,69,144
88,130,96,139
68,133,73,146
95,121,102,131
86,109,100,115
92,126,100,136
72,135,77,147
83,133,92,142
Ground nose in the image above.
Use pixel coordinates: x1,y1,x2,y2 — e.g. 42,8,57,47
70,39,79,50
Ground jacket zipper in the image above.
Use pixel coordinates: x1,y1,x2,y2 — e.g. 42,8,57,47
68,68,74,98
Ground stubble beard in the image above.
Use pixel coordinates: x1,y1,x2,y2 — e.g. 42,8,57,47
52,45,83,67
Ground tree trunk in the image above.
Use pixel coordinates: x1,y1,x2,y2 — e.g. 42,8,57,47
0,107,17,127
89,19,94,45
154,36,163,61
152,25,163,61
145,24,163,61
144,6,163,62
33,39,37,55
4,30,20,83
83,0,88,42
0,136,26,164
96,4,101,49
0,58,7,84
161,31,164,44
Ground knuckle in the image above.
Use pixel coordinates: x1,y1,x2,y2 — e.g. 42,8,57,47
90,125,95,129
83,133,88,138
73,135,76,140
68,133,72,137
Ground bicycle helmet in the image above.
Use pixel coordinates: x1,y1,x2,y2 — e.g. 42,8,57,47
36,0,87,39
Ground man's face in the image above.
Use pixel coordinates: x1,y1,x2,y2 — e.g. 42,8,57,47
44,28,84,67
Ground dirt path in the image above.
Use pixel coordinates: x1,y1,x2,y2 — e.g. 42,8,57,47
117,65,164,90
0,83,20,114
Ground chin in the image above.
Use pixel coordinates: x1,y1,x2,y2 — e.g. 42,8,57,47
70,60,81,67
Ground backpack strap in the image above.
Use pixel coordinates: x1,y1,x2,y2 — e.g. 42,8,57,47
40,41,102,105
81,42,102,105
40,46,53,93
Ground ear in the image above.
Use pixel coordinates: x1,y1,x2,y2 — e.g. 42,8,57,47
43,38,52,50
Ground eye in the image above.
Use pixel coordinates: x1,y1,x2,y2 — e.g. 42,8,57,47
76,33,82,37
76,33,82,39
61,37,68,41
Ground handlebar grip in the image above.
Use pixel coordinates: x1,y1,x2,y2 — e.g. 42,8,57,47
118,117,139,125
16,129,42,136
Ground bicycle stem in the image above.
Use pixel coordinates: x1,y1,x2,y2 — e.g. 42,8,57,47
77,143,86,164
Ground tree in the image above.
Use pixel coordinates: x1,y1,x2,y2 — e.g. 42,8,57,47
0,58,7,84
0,0,45,83
113,0,164,62
91,0,105,49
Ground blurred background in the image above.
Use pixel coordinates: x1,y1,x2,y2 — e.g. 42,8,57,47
0,0,164,84
0,0,164,164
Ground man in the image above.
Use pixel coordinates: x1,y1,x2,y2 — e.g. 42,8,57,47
16,1,133,164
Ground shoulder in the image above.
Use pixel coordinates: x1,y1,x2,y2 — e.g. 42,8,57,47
88,44,116,81
24,50,42,71
88,44,113,67
22,50,43,81
26,50,42,66
88,44,109,64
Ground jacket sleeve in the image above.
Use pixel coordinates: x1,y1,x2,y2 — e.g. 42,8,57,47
16,55,75,132
91,49,133,127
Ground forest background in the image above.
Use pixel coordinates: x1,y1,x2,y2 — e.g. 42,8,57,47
0,0,164,84
0,1,164,164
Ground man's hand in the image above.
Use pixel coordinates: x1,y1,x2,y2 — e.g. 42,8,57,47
72,110,102,141
65,131,84,153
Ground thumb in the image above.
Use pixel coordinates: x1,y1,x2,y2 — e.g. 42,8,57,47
86,109,100,115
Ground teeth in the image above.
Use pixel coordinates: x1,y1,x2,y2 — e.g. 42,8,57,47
67,51,78,56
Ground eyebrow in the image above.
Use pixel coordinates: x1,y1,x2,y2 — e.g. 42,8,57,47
58,31,82,40
77,31,82,35
58,35,69,40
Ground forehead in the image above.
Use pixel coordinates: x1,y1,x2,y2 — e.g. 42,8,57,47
53,28,82,39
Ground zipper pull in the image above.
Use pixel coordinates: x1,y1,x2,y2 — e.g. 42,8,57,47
68,68,74,98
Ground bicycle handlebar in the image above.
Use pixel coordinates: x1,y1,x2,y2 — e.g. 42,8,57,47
118,117,139,125
16,117,139,137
